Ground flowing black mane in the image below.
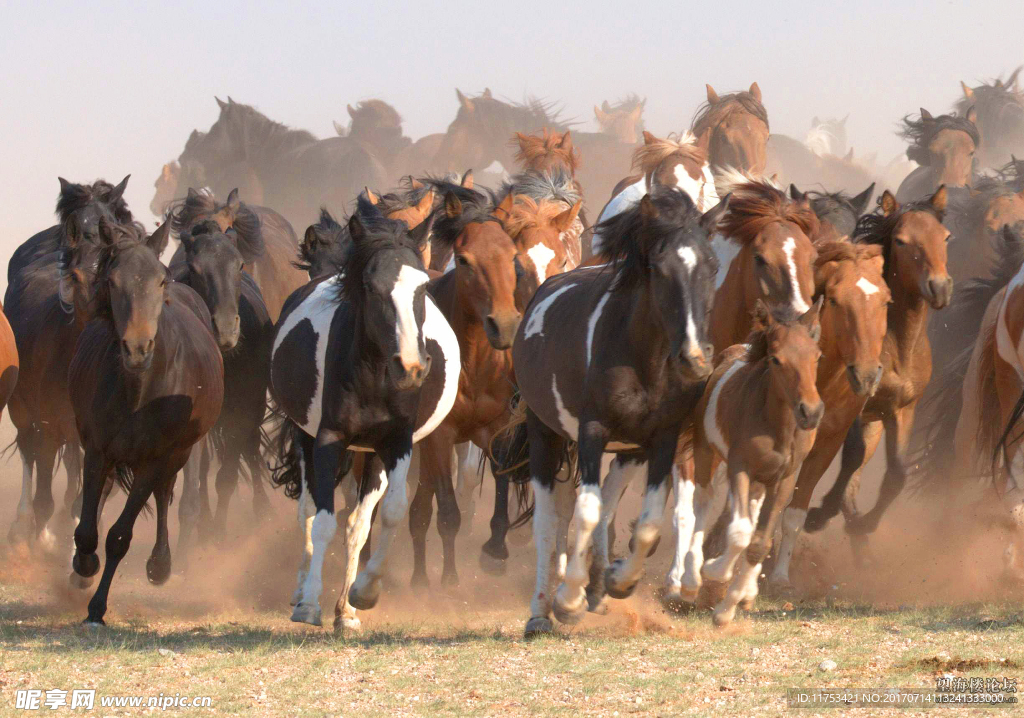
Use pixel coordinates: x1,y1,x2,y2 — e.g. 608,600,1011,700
208,98,317,164
853,199,944,274
595,185,709,290
169,190,264,261
56,179,133,226
900,110,980,164
335,196,423,303
91,222,163,321
374,181,435,217
297,208,349,276
421,179,501,253
954,71,1024,133
496,168,581,206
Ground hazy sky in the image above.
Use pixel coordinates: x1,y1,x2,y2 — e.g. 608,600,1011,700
1,0,1021,279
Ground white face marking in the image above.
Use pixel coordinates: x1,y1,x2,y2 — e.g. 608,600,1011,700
523,283,576,339
700,164,720,212
678,246,697,271
782,237,811,313
856,276,880,296
678,249,701,353
704,355,748,458
551,373,579,438
672,163,706,209
586,291,612,367
391,264,430,368
526,243,557,285
711,233,741,291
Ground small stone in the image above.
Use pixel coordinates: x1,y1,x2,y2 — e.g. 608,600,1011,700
751,647,760,656
936,651,951,662
818,659,837,672
157,648,177,658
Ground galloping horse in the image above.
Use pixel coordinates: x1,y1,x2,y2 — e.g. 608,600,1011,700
956,69,1024,169
271,196,458,631
68,219,223,625
799,185,876,242
896,108,979,203
690,83,769,178
511,186,724,636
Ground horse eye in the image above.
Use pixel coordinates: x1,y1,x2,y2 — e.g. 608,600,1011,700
753,254,767,266
769,355,781,366
456,255,470,268
828,296,838,306
894,237,907,246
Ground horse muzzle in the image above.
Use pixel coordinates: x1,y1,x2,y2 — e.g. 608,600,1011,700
121,338,155,373
214,314,241,351
484,311,522,351
794,400,824,430
391,353,432,390
922,276,953,309
846,364,883,397
680,342,714,380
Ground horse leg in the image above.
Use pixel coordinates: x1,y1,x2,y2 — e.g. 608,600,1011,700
480,465,512,574
435,438,462,587
147,478,173,586
8,427,37,545
586,455,638,613
702,464,754,584
291,468,316,607
175,443,202,570
524,409,567,637
31,432,61,552
408,439,438,588
605,437,677,600
197,438,214,544
70,450,108,590
847,404,916,535
61,440,83,530
348,438,416,617
291,428,347,627
804,416,872,531
665,448,716,609
84,465,159,625
454,442,482,525
212,439,242,539
334,454,387,632
247,429,272,521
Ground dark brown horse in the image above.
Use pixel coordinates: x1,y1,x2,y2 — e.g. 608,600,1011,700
335,100,413,184
68,219,223,625
170,188,306,321
956,69,1024,170
690,83,769,177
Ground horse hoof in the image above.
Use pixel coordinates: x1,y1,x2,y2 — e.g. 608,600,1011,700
348,577,381,611
803,507,830,533
739,596,756,611
712,607,735,628
478,550,508,576
701,557,731,584
586,590,609,614
699,580,728,608
440,570,459,589
73,552,100,579
659,586,698,614
524,616,553,638
552,590,586,625
36,527,58,555
290,603,322,626
68,571,93,591
410,572,430,590
146,554,172,586
7,515,34,546
604,562,639,600
333,615,361,634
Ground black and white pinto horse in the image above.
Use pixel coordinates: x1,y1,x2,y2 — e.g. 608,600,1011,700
511,186,725,636
270,197,459,631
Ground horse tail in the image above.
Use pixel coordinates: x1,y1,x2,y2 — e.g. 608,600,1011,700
911,343,975,489
269,418,304,501
489,395,534,529
995,386,1024,487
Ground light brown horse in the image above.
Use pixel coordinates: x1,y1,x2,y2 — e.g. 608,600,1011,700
408,180,524,587
0,302,18,423
593,97,645,144
802,187,953,544
686,299,823,626
763,242,890,589
513,129,580,177
710,177,819,351
896,108,979,203
691,83,769,177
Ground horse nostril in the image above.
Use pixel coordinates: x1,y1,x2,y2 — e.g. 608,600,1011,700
485,316,499,338
145,339,155,355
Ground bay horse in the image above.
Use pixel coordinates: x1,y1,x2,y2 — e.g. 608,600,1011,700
763,243,890,589
896,108,979,203
801,188,953,542
270,196,459,631
687,299,823,626
406,181,525,587
170,220,273,547
690,83,769,178
956,69,1024,170
68,219,223,625
511,186,724,636
170,187,306,321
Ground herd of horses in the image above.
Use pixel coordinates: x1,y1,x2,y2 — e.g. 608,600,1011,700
3,71,1024,635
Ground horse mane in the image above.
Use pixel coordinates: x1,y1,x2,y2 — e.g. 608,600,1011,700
900,110,980,164
373,181,436,217
497,168,581,207
501,196,571,239
718,178,819,246
512,129,580,173
804,124,839,156
457,93,570,132
296,208,348,274
993,157,1024,191
349,100,402,131
691,90,769,135
603,94,645,114
808,190,856,218
421,178,500,253
56,179,134,225
954,71,1024,125
169,190,265,260
853,199,943,275
213,99,317,162
631,132,706,175
743,304,803,363
594,185,705,290
336,196,422,303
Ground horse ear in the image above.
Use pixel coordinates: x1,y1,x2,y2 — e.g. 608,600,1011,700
601,100,612,112
642,130,657,146
347,212,368,244
639,193,659,222
347,104,357,119
410,177,424,190
333,120,346,136
456,89,474,112
225,188,240,213
365,187,379,205
695,127,712,155
930,185,948,216
109,174,130,204
801,295,824,341
960,81,974,100
850,182,876,217
880,190,899,217
482,87,492,99
965,105,978,125
841,113,849,125
493,192,515,221
444,192,463,219
920,107,934,121
594,105,609,124
699,194,731,234
789,184,806,202
146,219,172,256
215,96,228,110
414,189,435,215
553,200,583,233
559,130,573,151
748,82,762,103
629,103,644,122
706,84,720,104
408,212,435,250
58,176,72,197
1009,67,1022,91
460,169,474,189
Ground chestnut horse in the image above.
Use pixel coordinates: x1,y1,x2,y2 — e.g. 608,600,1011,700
802,188,953,544
0,304,18,421
687,299,823,626
896,108,979,203
407,181,524,586
690,83,769,178
69,219,223,625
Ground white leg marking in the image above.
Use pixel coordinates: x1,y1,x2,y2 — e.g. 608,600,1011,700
526,243,556,286
15,457,33,523
702,493,753,583
554,482,600,619
608,463,672,593
585,291,612,368
353,452,412,593
529,479,557,621
338,466,388,628
591,457,635,603
553,470,575,585
294,509,337,624
769,507,806,587
454,442,483,524
292,474,316,606
782,237,811,314
523,284,576,339
665,472,699,600
391,265,430,368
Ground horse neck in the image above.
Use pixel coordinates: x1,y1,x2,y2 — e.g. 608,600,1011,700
710,249,753,351
432,271,497,367
625,280,672,380
886,263,930,366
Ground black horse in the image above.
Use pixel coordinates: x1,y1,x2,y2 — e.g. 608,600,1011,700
68,219,224,625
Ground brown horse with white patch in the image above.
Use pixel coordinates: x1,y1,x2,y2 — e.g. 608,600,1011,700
688,299,823,626
690,83,770,178
802,187,953,544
